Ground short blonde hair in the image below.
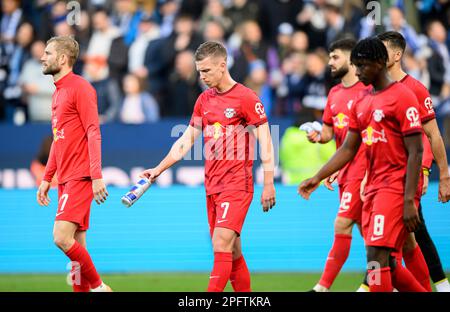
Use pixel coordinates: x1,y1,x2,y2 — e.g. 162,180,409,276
194,41,227,62
46,36,79,67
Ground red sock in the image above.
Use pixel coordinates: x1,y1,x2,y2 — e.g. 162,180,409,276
319,234,352,289
368,267,393,292
207,252,233,292
391,258,427,292
70,262,90,292
230,256,251,292
65,241,102,289
403,245,432,292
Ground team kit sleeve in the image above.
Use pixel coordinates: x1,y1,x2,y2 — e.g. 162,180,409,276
43,142,57,182
242,91,268,127
75,82,103,180
397,89,423,136
322,90,334,126
189,95,203,129
415,83,436,123
422,137,433,169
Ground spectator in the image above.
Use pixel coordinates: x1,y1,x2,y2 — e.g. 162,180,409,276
128,13,161,78
119,73,160,124
301,50,330,113
384,6,421,54
158,0,180,38
3,21,33,124
225,0,259,31
296,0,327,50
198,0,232,36
323,0,355,47
83,8,121,122
110,0,143,46
426,20,450,100
19,40,55,122
0,0,26,121
230,20,269,84
167,50,202,116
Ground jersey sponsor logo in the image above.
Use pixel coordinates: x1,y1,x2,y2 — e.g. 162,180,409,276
255,102,266,119
53,128,65,142
347,100,354,110
362,126,387,146
373,109,384,122
224,108,236,118
424,97,434,114
406,107,420,128
203,111,210,115
332,112,349,129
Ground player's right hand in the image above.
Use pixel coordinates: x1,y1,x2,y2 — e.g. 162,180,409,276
139,167,161,183
298,176,321,200
306,130,321,143
324,171,339,191
37,181,51,206
403,200,421,232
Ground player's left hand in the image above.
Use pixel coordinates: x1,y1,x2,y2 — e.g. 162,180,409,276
438,176,450,203
298,176,321,200
92,179,108,205
403,200,420,232
261,183,276,212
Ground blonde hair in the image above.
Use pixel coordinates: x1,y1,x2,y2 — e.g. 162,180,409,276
46,36,79,67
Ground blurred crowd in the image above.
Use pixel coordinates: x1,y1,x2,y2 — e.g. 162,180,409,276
1,0,450,137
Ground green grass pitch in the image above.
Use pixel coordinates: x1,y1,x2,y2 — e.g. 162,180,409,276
0,272,448,292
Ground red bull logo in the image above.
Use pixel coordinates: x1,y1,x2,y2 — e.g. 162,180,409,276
362,126,387,146
53,128,65,142
332,113,349,129
204,122,224,140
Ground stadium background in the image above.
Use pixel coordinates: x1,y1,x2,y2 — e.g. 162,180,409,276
0,0,449,291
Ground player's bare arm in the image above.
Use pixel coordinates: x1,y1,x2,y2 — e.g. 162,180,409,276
252,122,276,212
403,134,423,232
298,130,361,200
140,125,202,182
422,119,450,202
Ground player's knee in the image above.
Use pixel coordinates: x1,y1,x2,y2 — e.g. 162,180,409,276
212,236,234,252
366,247,390,267
334,217,353,235
53,234,73,251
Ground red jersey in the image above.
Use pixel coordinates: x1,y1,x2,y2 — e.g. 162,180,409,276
43,71,102,184
189,83,268,195
400,74,435,169
322,81,371,185
349,82,423,195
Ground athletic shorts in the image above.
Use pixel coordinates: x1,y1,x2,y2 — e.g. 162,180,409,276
55,178,93,231
206,190,253,236
362,191,419,251
338,180,363,224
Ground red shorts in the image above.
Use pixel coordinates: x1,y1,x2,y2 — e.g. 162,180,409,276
338,180,363,224
362,191,419,251
56,179,93,231
206,190,253,236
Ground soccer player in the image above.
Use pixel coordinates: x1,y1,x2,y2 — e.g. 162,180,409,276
306,38,371,292
299,38,426,292
36,36,111,292
378,31,450,292
139,41,276,292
